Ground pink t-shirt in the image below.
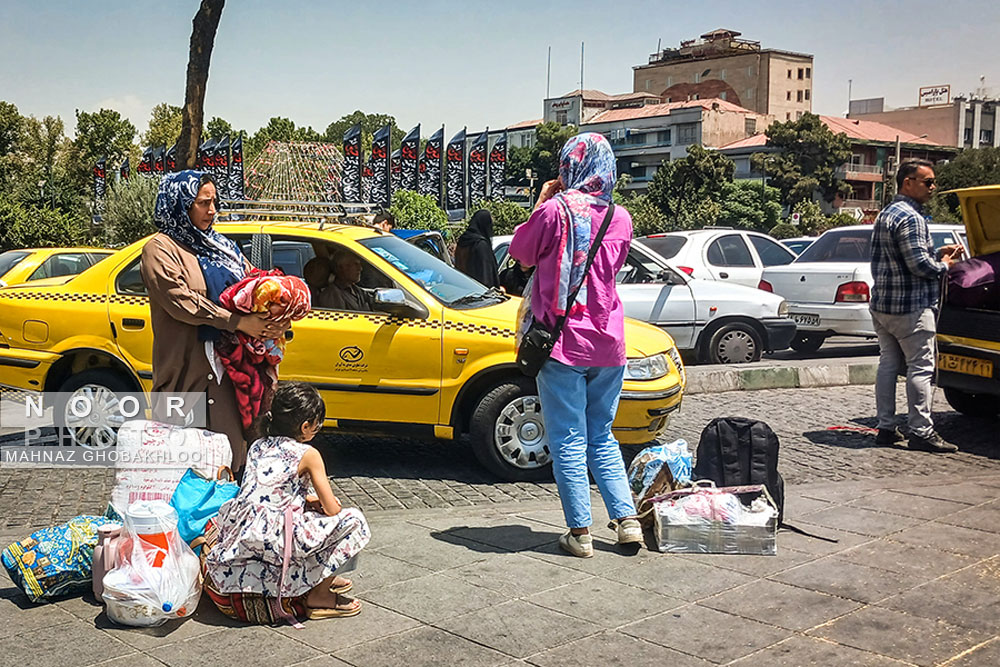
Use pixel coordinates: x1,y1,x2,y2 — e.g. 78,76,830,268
509,199,631,367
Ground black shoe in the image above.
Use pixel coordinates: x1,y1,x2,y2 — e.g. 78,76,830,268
875,428,905,446
908,432,958,453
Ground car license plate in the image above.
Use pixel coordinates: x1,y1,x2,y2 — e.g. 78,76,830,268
790,313,820,327
938,352,993,378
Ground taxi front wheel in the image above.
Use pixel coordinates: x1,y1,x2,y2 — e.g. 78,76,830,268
56,369,137,448
470,377,553,482
944,388,1000,419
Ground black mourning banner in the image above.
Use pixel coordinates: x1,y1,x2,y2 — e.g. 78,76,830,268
230,134,245,200
198,138,217,170
390,147,402,193
93,157,106,213
401,124,420,192
468,129,488,205
119,156,129,181
342,123,362,202
370,125,392,208
215,135,230,199
489,131,507,201
153,145,165,175
165,144,177,173
445,128,466,212
421,126,444,205
138,147,154,177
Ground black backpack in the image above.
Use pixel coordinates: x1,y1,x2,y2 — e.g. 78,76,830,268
693,417,785,524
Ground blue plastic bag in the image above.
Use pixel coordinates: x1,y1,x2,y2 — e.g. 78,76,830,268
627,439,693,499
169,468,239,547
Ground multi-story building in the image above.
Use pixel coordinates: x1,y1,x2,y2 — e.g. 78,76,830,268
632,29,813,122
581,98,772,191
542,89,663,126
848,96,999,149
719,116,958,218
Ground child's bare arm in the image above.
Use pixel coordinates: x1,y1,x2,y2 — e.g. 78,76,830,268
298,447,342,516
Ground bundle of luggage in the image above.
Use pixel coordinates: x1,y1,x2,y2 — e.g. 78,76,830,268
947,251,1000,310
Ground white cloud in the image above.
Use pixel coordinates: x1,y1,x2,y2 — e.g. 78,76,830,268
92,94,149,135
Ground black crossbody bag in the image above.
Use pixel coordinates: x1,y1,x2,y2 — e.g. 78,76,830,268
516,203,616,378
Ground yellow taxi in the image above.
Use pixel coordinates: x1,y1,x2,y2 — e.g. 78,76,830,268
937,185,1000,418
0,247,114,287
0,212,685,480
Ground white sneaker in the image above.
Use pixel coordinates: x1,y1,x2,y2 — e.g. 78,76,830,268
559,531,594,558
616,518,643,545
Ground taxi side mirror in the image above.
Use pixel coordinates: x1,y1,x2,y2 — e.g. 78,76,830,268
373,288,428,319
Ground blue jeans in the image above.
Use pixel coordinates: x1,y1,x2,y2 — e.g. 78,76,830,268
536,359,636,529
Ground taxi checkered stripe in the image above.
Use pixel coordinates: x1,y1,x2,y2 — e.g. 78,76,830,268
109,294,149,305
0,291,107,303
444,321,516,338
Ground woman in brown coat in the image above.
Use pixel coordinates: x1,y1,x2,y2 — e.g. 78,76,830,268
141,171,281,472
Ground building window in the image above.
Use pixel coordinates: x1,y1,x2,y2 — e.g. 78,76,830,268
805,89,811,101
786,112,792,120
677,123,698,145
798,68,804,79
720,69,727,80
692,93,699,100
745,118,757,135
658,130,672,144
806,67,811,79
719,91,727,100
628,132,647,145
667,76,673,87
645,80,651,91
694,72,701,83
747,66,754,77
787,69,792,79
746,88,754,100
797,90,804,102
964,128,973,143
786,91,791,101
797,111,804,119
555,110,568,125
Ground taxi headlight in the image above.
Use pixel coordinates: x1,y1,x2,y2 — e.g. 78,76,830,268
625,354,668,380
778,299,789,317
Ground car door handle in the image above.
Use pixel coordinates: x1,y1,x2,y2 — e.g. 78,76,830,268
121,318,145,330
719,272,729,279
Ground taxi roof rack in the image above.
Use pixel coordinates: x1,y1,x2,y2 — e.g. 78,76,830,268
216,199,382,230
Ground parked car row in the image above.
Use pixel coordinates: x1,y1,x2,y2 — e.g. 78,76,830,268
0,247,114,288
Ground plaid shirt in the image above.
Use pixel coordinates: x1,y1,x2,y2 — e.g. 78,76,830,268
870,195,947,314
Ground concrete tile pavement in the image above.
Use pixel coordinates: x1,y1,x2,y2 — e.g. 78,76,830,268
1,472,999,666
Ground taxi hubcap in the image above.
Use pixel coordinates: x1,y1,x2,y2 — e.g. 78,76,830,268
494,395,550,470
64,384,125,448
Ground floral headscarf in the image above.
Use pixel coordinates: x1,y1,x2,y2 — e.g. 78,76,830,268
549,132,616,317
153,170,246,304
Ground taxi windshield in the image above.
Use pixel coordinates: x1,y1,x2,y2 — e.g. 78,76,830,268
359,235,505,308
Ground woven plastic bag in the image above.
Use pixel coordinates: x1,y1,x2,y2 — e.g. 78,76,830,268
101,500,201,627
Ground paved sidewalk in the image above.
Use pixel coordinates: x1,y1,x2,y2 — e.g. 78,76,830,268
2,473,1000,666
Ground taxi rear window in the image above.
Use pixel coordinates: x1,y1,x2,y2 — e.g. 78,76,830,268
0,250,30,278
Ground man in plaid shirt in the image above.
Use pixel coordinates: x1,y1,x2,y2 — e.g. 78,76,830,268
870,159,963,452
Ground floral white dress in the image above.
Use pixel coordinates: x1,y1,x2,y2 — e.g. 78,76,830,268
206,436,370,597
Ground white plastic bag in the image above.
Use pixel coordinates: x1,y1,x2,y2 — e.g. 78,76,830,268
110,421,233,515
102,500,202,627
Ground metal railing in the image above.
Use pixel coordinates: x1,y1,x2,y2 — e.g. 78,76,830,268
836,163,885,177
839,198,881,210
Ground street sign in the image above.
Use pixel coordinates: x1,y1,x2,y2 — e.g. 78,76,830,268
791,213,801,225
919,85,951,107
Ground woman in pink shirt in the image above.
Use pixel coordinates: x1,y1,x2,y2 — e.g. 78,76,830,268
509,133,641,558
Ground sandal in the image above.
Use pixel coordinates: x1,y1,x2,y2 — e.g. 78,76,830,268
329,576,353,595
307,594,362,619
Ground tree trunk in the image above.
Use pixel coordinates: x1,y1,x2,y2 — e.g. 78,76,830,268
176,0,225,169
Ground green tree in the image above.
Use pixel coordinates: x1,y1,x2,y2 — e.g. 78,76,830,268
646,145,734,229
101,175,159,247
823,211,858,232
323,111,404,154
768,222,799,239
930,146,1000,219
0,101,21,189
751,113,852,207
142,103,183,148
621,193,668,237
716,179,782,232
465,198,529,236
389,190,449,235
205,116,234,139
68,108,136,195
0,197,89,251
13,115,78,211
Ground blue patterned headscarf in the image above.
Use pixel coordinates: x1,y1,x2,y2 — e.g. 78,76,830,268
547,133,617,316
153,170,246,304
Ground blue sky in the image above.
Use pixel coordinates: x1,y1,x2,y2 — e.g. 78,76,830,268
1,0,997,140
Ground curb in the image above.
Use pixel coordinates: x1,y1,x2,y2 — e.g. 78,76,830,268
684,358,879,395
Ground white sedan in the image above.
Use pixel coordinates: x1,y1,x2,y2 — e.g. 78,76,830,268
759,223,968,352
494,236,797,364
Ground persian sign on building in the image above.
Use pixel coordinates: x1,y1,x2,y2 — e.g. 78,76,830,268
919,85,951,107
